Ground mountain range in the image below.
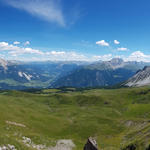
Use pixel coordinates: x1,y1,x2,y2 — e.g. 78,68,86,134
0,58,150,89
0,59,86,89
52,58,150,88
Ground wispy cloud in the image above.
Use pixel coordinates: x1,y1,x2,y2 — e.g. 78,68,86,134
117,47,128,51
24,41,30,46
4,0,65,27
93,54,112,61
13,41,20,45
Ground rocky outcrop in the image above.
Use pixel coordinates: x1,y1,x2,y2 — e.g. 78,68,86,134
22,136,75,150
121,144,136,150
84,137,98,150
125,66,150,87
0,144,16,150
146,145,150,150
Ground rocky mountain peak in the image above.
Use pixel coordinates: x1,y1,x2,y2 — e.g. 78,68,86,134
108,58,124,69
110,58,124,64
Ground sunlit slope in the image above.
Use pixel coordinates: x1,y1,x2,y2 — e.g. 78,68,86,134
0,87,150,149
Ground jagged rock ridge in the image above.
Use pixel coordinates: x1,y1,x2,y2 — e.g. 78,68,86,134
125,66,150,87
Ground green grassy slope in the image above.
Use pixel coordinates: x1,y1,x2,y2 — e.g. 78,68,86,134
0,87,150,149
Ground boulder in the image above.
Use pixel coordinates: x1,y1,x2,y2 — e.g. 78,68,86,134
84,137,98,150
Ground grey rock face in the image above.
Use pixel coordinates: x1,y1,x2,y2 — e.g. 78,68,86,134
125,66,150,87
84,137,98,150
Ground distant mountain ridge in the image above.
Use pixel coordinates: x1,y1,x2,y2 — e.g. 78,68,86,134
86,58,125,70
0,58,150,89
0,59,85,90
85,58,149,71
52,58,150,88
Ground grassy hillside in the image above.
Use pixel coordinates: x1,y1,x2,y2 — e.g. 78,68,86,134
1,87,150,149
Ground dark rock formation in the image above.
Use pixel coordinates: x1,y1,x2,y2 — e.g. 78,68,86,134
84,137,98,150
122,144,136,150
146,145,150,150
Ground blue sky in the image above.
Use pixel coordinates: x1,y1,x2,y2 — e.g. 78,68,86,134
0,0,150,61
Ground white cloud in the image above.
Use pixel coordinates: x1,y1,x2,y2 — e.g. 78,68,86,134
0,41,43,55
44,51,88,61
125,51,150,62
13,41,20,45
90,51,150,62
114,40,120,45
24,48,43,55
4,0,65,27
2,42,150,62
0,42,19,51
0,42,9,47
96,40,109,47
24,41,30,46
117,47,128,51
0,41,88,61
50,51,66,55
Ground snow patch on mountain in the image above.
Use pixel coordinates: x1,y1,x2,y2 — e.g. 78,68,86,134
0,58,8,70
18,72,32,81
23,73,32,81
18,72,23,77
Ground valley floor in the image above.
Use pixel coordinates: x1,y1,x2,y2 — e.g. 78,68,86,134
1,87,150,150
